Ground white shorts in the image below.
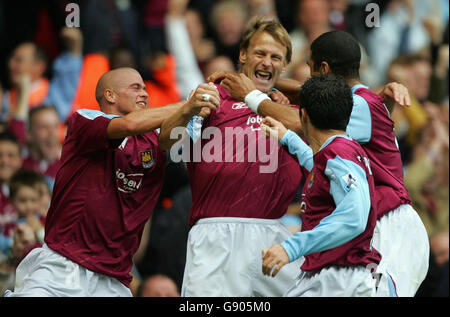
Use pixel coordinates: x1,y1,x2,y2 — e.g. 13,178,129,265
284,266,377,297
181,217,303,297
373,204,430,297
7,244,132,297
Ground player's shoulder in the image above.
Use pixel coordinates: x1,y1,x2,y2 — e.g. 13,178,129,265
75,109,121,121
353,86,384,105
322,136,361,158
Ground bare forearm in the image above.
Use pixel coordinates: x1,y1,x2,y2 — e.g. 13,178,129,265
258,100,303,135
159,104,195,150
107,102,184,139
275,78,302,105
159,83,221,150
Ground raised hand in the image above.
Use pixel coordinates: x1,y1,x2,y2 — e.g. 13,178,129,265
260,116,287,142
220,73,257,101
379,82,411,109
60,26,83,55
185,82,220,117
206,70,235,84
269,89,290,105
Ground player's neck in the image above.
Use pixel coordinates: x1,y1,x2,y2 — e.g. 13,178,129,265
346,78,361,88
309,129,347,155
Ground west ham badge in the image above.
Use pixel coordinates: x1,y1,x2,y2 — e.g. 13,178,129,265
140,149,155,169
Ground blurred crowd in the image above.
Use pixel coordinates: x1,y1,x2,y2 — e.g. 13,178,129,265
0,0,448,297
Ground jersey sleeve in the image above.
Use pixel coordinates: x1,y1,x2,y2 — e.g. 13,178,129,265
280,130,314,172
68,109,123,155
346,94,372,144
186,115,204,143
281,155,371,262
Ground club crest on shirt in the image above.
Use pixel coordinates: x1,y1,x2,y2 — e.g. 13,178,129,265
307,172,315,189
140,149,155,169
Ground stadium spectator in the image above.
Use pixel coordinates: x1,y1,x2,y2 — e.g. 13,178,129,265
165,0,205,99
1,27,83,123
0,132,23,228
203,55,236,81
1,170,47,251
287,0,331,76
137,274,180,297
0,168,47,293
247,0,278,20
184,7,216,65
108,45,181,109
2,42,50,122
80,0,140,59
210,0,248,63
367,0,447,83
21,106,62,189
404,102,449,237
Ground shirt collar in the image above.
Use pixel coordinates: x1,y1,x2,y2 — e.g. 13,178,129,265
351,84,369,94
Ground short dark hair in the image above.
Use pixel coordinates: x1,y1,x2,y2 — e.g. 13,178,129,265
28,104,59,129
298,74,353,131
310,31,361,80
0,131,21,148
8,169,46,201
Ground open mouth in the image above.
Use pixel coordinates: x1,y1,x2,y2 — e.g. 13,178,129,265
254,70,272,82
136,101,147,108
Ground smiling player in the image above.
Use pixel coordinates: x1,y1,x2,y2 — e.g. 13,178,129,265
7,67,218,297
159,17,304,297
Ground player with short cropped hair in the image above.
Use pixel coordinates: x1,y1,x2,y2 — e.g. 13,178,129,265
158,17,304,297
7,67,218,297
261,74,381,296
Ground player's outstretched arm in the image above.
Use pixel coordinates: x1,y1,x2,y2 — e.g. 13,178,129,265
106,101,185,139
158,83,220,150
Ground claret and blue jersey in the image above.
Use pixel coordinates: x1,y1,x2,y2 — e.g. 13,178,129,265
185,84,304,227
280,133,381,271
44,109,166,287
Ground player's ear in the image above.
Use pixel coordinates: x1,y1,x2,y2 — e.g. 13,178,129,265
300,108,308,124
239,49,248,65
104,89,116,103
319,62,331,75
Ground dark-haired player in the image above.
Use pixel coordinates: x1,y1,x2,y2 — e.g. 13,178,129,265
210,30,429,297
261,74,381,296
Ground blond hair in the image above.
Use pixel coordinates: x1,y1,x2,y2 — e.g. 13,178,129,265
239,16,292,64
